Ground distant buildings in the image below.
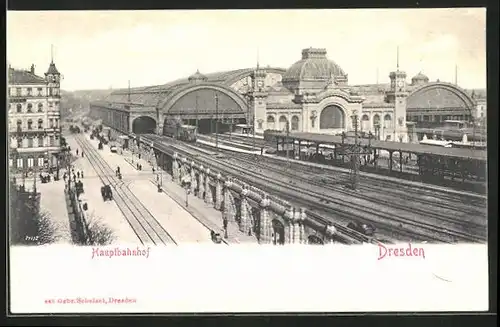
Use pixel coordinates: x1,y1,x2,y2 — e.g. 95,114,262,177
8,61,62,171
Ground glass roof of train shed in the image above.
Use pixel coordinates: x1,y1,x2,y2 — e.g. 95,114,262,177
266,131,487,161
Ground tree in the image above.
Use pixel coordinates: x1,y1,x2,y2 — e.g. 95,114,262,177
83,213,115,246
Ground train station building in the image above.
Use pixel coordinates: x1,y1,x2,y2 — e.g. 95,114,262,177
89,47,481,143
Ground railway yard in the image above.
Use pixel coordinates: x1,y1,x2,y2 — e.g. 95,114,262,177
53,118,488,246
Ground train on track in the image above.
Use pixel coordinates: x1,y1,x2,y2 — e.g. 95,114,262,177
162,118,197,142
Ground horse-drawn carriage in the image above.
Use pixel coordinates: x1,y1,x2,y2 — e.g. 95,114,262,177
101,184,113,201
75,180,84,196
210,230,222,244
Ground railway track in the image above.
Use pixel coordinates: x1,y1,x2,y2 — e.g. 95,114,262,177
75,135,177,246
145,135,372,244
229,152,486,232
194,140,485,215
146,135,472,243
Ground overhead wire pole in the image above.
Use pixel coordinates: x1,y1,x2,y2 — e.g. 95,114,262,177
350,111,360,191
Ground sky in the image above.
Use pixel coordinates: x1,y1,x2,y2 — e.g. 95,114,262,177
7,8,487,91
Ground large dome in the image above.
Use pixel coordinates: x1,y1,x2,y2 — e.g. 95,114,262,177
282,48,346,82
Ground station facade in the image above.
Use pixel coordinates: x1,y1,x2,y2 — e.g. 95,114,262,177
89,47,481,143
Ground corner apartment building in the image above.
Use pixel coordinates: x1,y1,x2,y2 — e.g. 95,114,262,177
8,61,62,172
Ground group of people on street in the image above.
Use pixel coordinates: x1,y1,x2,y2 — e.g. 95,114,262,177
76,148,84,158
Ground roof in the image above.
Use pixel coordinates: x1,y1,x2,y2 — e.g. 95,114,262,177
282,48,346,82
8,68,46,85
407,82,475,111
411,72,429,81
99,67,286,107
46,62,60,75
266,131,487,161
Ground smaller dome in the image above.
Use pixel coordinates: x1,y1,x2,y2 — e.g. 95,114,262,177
411,72,429,85
188,69,208,83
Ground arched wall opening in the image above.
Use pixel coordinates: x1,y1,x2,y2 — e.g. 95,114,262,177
132,116,157,134
271,219,285,245
164,88,248,134
320,105,345,129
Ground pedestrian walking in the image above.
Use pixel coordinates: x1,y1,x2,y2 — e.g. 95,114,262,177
81,171,84,178
76,149,79,156
82,151,84,158
152,167,155,174
77,171,80,179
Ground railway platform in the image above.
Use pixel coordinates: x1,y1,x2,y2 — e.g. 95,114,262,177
65,134,140,243
196,138,260,155
262,153,485,199
120,147,258,244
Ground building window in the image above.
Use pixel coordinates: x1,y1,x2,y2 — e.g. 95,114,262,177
27,119,33,130
27,88,32,96
27,103,33,112
49,88,53,96
16,87,22,95
55,118,59,128
267,116,275,130
38,119,43,129
9,158,13,167
49,102,53,108
37,88,43,96
16,120,22,132
373,114,380,128
481,113,484,118
17,158,23,168
16,104,22,113
38,103,43,112
49,135,55,146
27,137,33,148
383,114,392,129
258,121,263,129
38,135,44,147
27,157,34,167
17,137,22,148
38,157,44,167
49,119,54,128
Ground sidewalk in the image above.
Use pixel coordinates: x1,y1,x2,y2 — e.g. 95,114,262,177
118,145,259,244
65,135,140,243
19,178,72,244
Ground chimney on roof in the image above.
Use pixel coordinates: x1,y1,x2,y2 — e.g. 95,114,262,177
30,64,35,74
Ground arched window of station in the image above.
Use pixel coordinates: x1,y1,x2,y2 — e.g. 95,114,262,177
278,115,288,131
320,105,345,129
267,115,275,130
291,115,300,131
27,119,33,130
373,114,380,129
361,114,370,131
383,114,392,129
